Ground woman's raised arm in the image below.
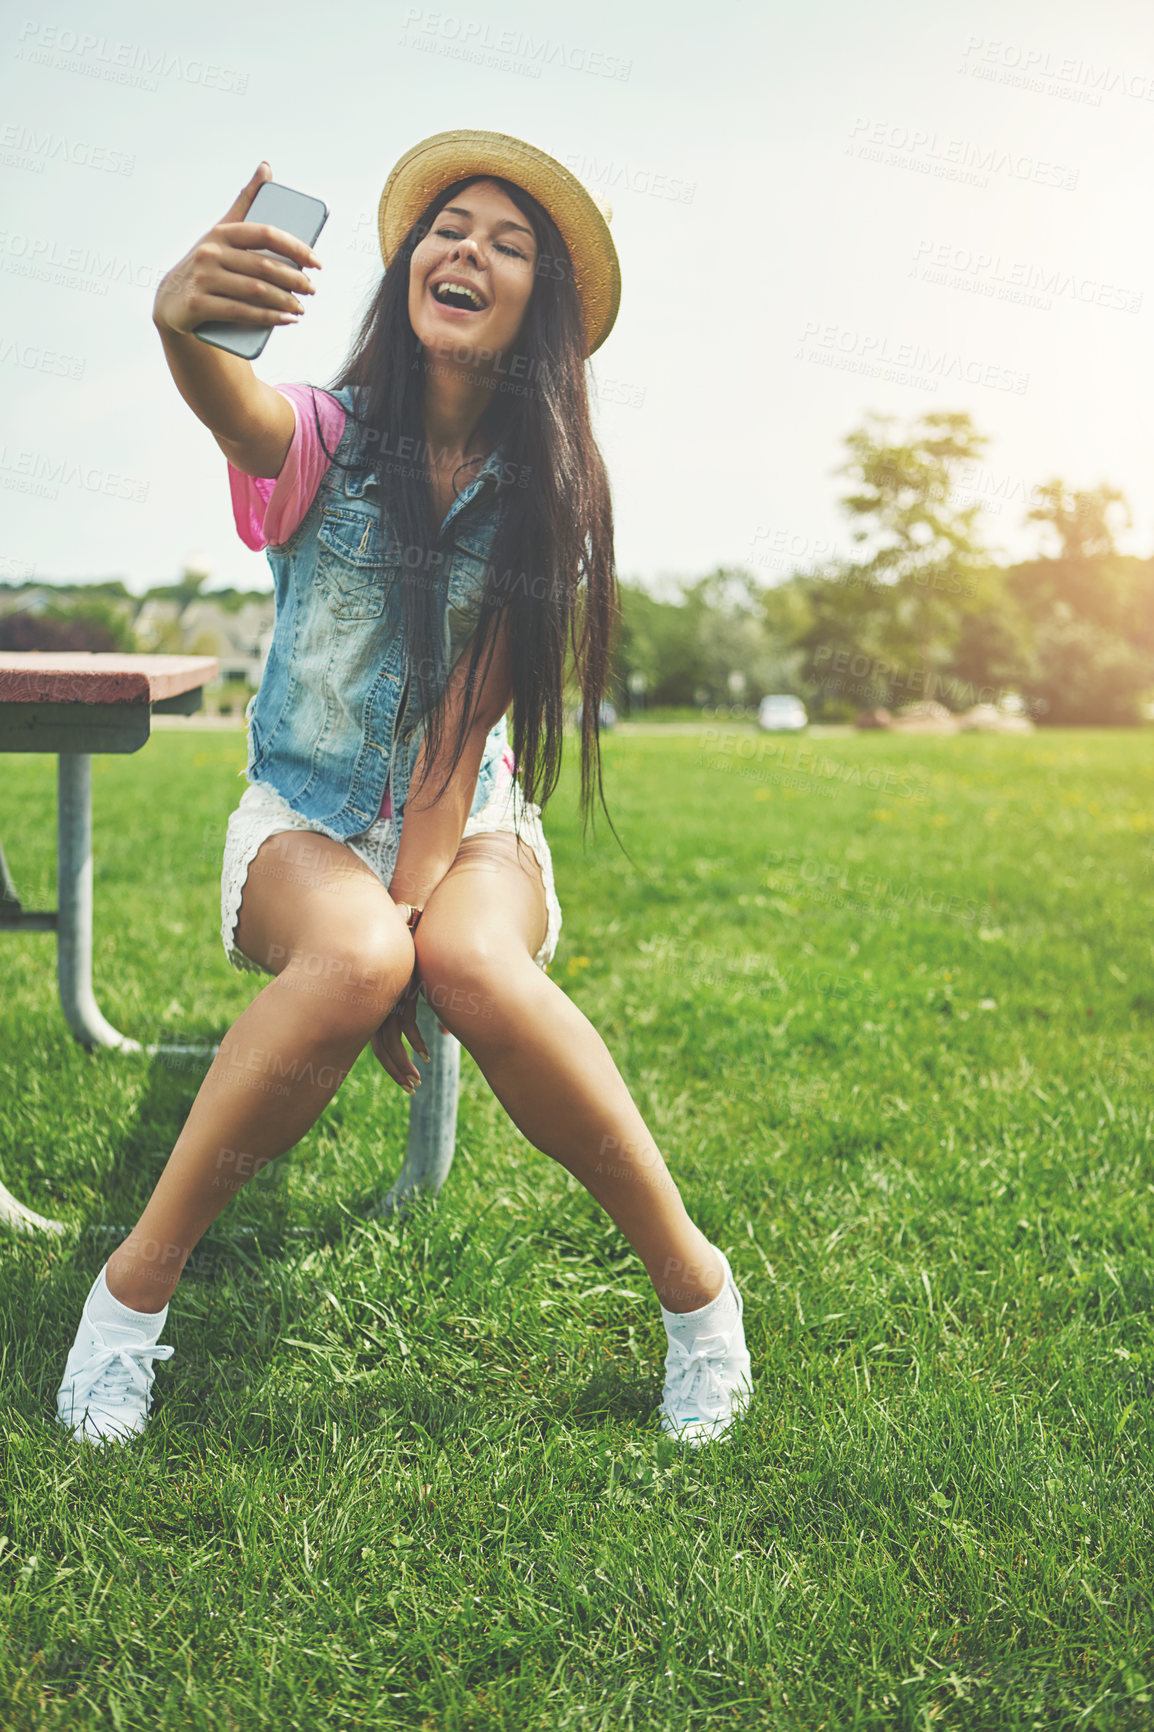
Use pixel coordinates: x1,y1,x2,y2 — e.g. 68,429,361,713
151,162,322,478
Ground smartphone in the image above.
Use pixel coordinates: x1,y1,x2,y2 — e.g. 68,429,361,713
194,179,329,361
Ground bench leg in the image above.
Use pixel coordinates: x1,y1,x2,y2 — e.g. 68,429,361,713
57,754,142,1054
369,992,461,1217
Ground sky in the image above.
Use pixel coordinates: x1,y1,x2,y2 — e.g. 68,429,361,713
1,0,1152,600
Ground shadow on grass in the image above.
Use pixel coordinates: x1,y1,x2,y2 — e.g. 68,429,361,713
561,1363,664,1429
81,1043,323,1272
147,1364,668,1458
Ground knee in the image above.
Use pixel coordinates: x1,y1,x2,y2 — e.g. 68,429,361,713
414,926,505,1034
279,924,413,1030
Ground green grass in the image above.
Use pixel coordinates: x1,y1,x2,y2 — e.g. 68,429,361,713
1,724,1152,1730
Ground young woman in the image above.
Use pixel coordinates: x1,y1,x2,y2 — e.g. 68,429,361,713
55,132,753,1449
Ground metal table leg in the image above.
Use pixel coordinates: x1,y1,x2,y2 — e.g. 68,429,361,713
0,802,70,1229
0,814,68,1227
56,754,142,1054
370,992,460,1217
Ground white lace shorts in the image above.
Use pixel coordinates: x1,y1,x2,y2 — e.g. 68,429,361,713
220,774,563,977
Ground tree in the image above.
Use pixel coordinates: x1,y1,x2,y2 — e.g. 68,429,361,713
1010,480,1153,723
795,409,995,712
941,562,1034,710
1026,479,1130,561
141,564,213,615
679,568,784,704
612,569,799,709
0,597,135,654
614,580,707,707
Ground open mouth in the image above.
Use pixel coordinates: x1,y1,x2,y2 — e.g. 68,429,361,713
430,280,487,315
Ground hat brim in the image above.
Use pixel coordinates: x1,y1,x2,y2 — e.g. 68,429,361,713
378,129,621,357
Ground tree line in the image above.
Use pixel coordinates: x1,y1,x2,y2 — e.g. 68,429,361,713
614,409,1154,725
5,409,1152,726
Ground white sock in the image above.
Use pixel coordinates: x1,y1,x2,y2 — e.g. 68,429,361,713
660,1249,737,1340
86,1264,168,1337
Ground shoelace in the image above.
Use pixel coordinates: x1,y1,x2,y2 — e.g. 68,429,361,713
68,1340,175,1415
664,1331,729,1420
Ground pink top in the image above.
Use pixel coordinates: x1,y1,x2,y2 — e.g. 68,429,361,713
227,383,347,555
228,383,513,820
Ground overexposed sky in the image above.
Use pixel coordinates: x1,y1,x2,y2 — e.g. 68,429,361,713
2,0,1152,598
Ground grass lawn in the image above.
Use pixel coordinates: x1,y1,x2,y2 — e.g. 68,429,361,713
1,724,1152,1730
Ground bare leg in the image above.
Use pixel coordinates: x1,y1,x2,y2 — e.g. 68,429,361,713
105,829,416,1313
415,833,725,1312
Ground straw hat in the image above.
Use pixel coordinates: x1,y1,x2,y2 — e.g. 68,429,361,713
378,129,621,356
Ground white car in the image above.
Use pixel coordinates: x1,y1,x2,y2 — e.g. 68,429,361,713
573,699,617,729
758,694,808,732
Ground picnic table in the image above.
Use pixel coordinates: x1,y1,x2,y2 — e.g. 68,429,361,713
0,650,461,1235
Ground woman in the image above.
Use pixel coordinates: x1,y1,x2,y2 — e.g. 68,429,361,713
55,132,753,1450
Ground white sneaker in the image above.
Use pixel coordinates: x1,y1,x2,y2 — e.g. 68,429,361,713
55,1271,174,1447
658,1248,753,1447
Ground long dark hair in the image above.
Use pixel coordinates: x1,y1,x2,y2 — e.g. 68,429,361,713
313,173,624,848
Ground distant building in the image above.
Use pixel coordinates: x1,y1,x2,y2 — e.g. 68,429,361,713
133,595,274,691
165,597,273,686
132,597,184,650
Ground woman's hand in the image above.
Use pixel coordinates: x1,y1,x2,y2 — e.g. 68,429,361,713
153,161,321,339
370,961,431,1094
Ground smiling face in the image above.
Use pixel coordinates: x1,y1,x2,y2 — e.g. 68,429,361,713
408,177,539,365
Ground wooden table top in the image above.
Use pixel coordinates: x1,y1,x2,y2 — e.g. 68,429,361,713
0,652,220,705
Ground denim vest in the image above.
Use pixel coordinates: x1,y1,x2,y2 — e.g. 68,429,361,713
243,384,509,843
